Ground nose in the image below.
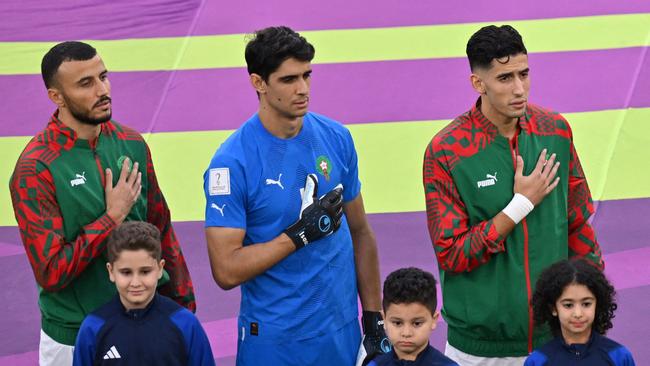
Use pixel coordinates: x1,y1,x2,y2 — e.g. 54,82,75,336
401,325,413,338
130,275,142,288
513,76,525,96
296,77,309,95
96,78,110,96
573,306,583,318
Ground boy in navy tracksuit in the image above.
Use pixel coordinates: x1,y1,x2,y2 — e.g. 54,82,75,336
73,221,215,365
525,259,635,366
368,267,457,366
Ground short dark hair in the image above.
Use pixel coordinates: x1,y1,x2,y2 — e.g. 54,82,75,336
41,41,97,88
466,25,527,71
532,259,617,337
245,26,315,81
107,221,162,263
382,267,438,315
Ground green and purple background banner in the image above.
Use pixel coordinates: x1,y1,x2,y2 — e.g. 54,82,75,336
1,1,649,365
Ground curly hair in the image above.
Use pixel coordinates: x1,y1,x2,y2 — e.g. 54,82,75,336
382,267,437,315
466,25,527,71
107,221,162,263
532,259,617,337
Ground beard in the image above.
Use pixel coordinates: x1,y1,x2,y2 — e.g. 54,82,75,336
65,95,112,126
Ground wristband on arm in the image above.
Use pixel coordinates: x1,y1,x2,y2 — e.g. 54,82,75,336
501,193,534,224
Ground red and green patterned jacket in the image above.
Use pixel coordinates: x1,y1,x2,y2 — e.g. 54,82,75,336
9,113,195,345
423,100,603,357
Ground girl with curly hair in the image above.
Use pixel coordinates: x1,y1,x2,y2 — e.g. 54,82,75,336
524,259,635,365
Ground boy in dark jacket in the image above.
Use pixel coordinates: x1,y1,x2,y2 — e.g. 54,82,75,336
369,267,457,366
73,222,214,365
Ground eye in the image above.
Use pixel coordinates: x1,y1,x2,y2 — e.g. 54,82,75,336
391,320,402,326
413,321,424,327
141,269,151,275
119,270,131,275
562,303,573,309
498,75,512,82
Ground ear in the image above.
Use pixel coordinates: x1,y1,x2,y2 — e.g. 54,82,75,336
106,263,115,283
431,310,440,330
47,87,66,108
470,73,485,95
250,73,266,95
158,259,166,279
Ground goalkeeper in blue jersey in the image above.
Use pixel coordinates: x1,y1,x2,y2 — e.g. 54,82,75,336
203,26,388,365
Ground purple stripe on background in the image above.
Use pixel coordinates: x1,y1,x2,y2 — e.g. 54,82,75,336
0,242,24,257
604,247,650,290
2,0,650,41
1,47,648,137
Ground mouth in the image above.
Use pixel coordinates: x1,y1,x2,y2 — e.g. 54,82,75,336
94,98,112,109
397,341,415,348
569,321,586,328
510,99,527,108
294,98,309,107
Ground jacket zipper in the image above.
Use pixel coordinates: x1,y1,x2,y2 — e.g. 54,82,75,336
510,134,534,352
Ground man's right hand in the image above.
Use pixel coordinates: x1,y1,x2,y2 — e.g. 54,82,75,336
514,148,560,206
284,174,344,250
105,158,141,224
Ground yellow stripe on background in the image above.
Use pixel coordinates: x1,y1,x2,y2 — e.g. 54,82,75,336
1,108,648,225
1,13,648,75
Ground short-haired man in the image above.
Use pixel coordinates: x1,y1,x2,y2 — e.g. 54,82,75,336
203,26,387,365
422,25,603,365
9,41,195,366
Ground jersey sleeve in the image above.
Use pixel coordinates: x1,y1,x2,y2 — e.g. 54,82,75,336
9,157,117,291
608,345,636,366
523,350,548,366
144,143,196,312
203,152,247,229
565,123,604,270
422,140,506,273
73,314,105,366
341,127,361,203
170,309,216,366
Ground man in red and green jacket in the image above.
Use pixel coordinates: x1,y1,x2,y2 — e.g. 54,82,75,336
9,41,195,366
422,25,603,365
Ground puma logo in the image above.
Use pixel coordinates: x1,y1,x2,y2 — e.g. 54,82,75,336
477,172,498,188
70,172,87,187
265,173,284,190
211,203,226,216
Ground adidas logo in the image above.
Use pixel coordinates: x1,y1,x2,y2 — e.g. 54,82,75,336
103,345,121,359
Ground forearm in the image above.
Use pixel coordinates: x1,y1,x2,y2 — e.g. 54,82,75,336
352,227,381,311
207,230,295,290
19,211,116,291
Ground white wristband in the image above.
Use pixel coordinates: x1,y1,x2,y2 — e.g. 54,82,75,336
502,193,534,224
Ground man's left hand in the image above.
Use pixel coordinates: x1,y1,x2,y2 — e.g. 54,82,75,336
356,311,392,366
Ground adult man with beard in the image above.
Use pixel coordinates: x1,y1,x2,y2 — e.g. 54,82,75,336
9,41,196,366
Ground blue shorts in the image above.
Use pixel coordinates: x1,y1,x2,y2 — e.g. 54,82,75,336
236,319,361,366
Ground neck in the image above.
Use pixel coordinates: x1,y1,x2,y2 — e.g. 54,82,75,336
479,97,519,139
562,329,592,345
258,103,303,139
57,108,101,140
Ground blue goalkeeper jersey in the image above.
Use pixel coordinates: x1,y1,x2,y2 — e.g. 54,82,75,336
204,112,361,342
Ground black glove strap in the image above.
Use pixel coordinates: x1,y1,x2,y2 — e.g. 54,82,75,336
362,311,384,335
